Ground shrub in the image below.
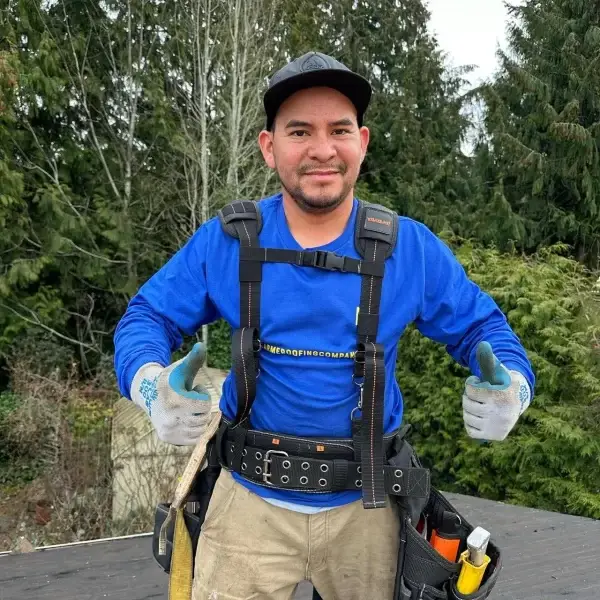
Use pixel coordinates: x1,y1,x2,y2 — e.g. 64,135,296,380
398,239,600,518
0,343,117,547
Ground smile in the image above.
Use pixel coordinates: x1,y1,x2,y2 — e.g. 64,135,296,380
304,171,339,177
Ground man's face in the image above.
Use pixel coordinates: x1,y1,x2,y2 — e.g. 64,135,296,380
258,86,369,213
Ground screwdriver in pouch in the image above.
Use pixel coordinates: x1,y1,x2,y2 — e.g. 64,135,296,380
456,526,491,595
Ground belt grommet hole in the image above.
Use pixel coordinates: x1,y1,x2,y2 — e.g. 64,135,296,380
241,462,247,471
357,466,361,474
320,464,328,473
300,476,308,485
392,483,401,493
255,452,262,460
242,449,247,456
301,462,310,471
283,460,291,469
255,466,262,475
394,469,403,478
355,479,362,487
281,475,289,484
318,478,327,487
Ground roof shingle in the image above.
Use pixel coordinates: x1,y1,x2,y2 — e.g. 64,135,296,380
0,492,598,599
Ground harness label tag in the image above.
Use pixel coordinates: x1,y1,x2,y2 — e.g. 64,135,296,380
364,212,393,235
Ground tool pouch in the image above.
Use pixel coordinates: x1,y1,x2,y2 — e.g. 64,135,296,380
392,438,502,600
151,441,221,574
152,500,203,573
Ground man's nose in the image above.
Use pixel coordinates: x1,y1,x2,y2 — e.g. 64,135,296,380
307,133,336,162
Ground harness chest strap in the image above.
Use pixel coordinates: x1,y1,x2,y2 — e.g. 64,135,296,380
217,199,399,509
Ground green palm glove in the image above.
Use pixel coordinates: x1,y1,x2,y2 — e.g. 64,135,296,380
462,342,531,441
131,342,213,445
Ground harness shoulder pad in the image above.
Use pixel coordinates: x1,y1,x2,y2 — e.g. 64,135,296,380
218,200,263,239
354,201,398,259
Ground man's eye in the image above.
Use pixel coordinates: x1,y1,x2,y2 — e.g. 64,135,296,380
333,129,350,135
290,130,308,136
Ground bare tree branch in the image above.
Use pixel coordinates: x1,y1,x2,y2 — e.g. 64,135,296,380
0,301,100,353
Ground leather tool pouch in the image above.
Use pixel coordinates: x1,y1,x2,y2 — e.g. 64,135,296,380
151,440,221,574
390,431,502,600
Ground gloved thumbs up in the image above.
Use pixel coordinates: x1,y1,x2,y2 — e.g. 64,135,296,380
463,341,531,443
130,341,212,445
168,342,210,400
182,342,207,388
473,341,511,389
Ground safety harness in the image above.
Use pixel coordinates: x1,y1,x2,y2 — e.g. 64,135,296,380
215,198,425,509
152,198,503,600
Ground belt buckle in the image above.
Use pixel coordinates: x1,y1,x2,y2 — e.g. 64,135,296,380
263,449,289,484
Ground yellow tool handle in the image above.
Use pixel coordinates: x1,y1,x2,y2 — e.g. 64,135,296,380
456,549,491,595
168,507,193,600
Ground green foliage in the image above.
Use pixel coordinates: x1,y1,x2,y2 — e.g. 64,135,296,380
474,0,600,268
207,320,233,371
0,391,45,486
0,390,19,420
399,238,600,518
67,398,113,439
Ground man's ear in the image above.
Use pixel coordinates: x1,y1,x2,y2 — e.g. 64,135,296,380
359,126,370,164
258,129,276,169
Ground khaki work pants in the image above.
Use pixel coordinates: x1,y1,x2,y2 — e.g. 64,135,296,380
192,469,401,600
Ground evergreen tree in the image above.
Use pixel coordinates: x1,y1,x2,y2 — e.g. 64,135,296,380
0,0,172,368
475,0,600,268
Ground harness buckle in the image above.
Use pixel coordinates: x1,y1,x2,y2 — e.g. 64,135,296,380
313,251,346,271
350,380,364,420
262,449,289,484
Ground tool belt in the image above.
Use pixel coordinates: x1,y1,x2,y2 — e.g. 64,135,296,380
152,418,502,599
153,417,429,572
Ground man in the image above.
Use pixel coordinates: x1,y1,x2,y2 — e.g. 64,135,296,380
114,52,534,600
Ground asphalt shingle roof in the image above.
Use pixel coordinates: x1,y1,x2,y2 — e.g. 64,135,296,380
0,492,598,599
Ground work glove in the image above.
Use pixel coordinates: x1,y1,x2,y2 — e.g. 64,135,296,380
131,342,212,446
462,341,531,441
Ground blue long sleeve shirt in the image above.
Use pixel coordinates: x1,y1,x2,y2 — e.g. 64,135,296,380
114,193,534,507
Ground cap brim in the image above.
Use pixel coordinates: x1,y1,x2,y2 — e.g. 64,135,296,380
264,69,372,129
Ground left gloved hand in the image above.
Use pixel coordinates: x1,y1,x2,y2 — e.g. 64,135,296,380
462,341,531,441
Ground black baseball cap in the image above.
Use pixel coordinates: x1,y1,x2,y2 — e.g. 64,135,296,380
263,51,372,130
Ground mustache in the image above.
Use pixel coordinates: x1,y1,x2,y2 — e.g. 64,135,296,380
297,163,348,175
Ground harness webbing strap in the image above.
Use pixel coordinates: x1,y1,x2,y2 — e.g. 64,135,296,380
224,202,261,428
354,235,389,508
359,341,387,508
354,237,388,374
231,327,260,425
240,247,384,277
234,232,260,330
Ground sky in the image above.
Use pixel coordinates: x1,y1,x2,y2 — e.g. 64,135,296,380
425,0,514,89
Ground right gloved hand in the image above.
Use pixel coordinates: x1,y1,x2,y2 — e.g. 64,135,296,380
462,341,531,442
131,342,212,446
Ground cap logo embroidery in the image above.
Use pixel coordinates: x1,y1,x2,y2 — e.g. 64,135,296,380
301,55,327,71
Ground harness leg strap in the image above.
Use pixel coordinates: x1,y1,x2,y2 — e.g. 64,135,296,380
360,341,386,508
